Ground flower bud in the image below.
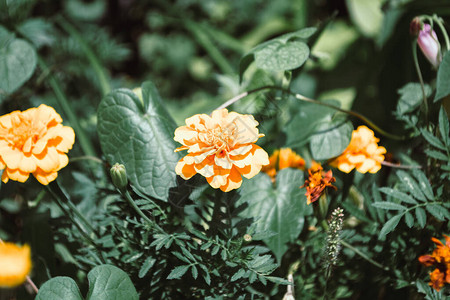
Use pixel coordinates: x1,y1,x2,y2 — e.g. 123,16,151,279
418,24,441,68
110,163,128,191
410,17,422,36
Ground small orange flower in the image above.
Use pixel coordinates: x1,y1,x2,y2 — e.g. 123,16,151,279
301,162,336,205
0,104,75,185
419,235,450,291
174,108,269,192
262,148,305,179
0,242,32,288
330,125,386,174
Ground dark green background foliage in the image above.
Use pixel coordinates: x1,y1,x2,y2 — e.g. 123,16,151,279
0,0,450,299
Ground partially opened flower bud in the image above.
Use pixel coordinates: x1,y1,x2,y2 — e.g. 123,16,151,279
110,163,128,191
418,24,442,68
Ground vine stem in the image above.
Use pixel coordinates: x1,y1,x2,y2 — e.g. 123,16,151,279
0,238,39,294
215,86,406,140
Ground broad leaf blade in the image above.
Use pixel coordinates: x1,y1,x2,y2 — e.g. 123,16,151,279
86,265,138,300
36,277,83,300
97,81,181,200
379,213,402,239
434,52,450,102
310,120,352,160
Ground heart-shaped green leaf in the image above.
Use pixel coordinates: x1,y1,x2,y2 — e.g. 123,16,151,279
97,81,180,200
254,40,309,71
86,265,139,300
238,168,312,262
310,120,353,160
35,277,83,300
0,25,37,102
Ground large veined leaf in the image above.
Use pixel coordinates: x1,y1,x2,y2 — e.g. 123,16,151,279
36,265,138,300
97,81,180,200
238,168,312,262
310,119,353,160
0,25,37,103
396,82,432,115
434,52,450,102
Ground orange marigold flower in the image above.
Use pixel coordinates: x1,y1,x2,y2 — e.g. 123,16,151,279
174,108,269,192
330,125,386,174
419,235,450,291
301,162,336,205
0,242,32,288
0,104,75,185
262,148,305,179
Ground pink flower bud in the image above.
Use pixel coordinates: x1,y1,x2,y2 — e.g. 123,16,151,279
418,24,441,68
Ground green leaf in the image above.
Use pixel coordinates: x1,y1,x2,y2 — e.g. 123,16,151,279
97,81,180,200
372,201,407,211
404,211,414,228
424,149,448,161
396,170,426,201
412,170,434,200
310,120,353,160
396,83,432,115
86,265,138,300
254,41,309,71
266,276,291,285
439,106,449,146
238,169,313,262
36,277,83,300
16,18,55,48
426,205,445,221
378,187,418,204
434,52,450,102
167,265,190,280
415,207,427,229
346,0,383,37
191,265,198,279
139,256,156,278
0,25,37,102
421,128,446,151
378,213,402,239
231,269,246,282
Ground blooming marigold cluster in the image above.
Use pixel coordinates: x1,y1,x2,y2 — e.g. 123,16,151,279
419,235,450,291
301,162,336,205
174,108,269,192
330,125,386,174
0,242,32,288
262,148,305,179
0,104,75,185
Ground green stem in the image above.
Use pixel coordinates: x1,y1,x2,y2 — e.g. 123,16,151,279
69,156,104,164
38,58,97,158
56,17,111,96
340,240,389,271
122,190,164,233
216,85,406,140
433,14,450,51
412,40,429,120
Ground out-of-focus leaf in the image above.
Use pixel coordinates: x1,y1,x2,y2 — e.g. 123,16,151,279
346,0,383,38
434,52,450,102
396,83,432,115
310,119,352,160
378,213,402,239
439,106,449,146
17,18,55,48
238,168,312,262
97,81,180,200
64,0,106,22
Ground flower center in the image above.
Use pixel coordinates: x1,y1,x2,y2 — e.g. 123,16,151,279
206,124,236,155
5,114,46,153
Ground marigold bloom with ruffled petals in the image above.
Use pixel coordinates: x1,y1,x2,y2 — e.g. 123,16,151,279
0,242,32,288
419,235,450,291
0,104,75,185
262,148,305,179
174,108,269,192
301,162,336,205
330,125,386,174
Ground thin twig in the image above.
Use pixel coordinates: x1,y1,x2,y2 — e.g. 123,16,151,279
340,240,389,271
381,161,422,169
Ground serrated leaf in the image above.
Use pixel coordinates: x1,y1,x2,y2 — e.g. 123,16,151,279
211,245,220,256
259,275,267,285
378,214,403,238
421,128,446,151
434,52,450,102
404,211,414,228
378,187,418,204
372,201,407,211
439,106,449,146
172,251,191,264
238,169,313,262
396,83,432,115
97,81,180,200
86,265,138,300
426,205,445,221
36,277,83,300
396,170,426,201
265,276,291,285
310,120,353,160
415,207,427,228
180,246,196,262
191,265,198,280
0,25,37,102
412,170,434,200
231,269,246,282
167,265,190,280
139,257,156,278
424,149,448,161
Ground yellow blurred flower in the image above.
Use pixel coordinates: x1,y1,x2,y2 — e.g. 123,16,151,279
262,148,305,179
0,242,32,288
0,104,75,185
174,108,269,192
330,125,386,174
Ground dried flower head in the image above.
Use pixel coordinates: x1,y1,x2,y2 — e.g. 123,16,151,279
419,235,450,291
0,242,32,288
262,148,305,179
301,162,336,205
174,108,269,192
330,125,386,174
0,104,75,185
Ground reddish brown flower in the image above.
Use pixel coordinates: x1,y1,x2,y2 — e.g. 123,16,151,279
419,235,450,291
301,162,337,205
